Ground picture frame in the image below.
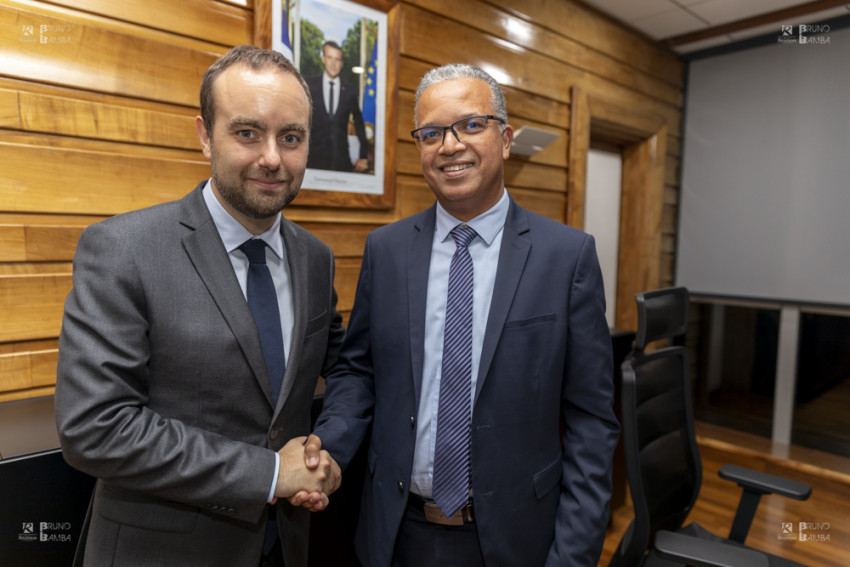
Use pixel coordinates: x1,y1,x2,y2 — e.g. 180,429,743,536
256,0,399,209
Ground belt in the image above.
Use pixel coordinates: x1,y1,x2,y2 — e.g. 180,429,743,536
408,493,475,526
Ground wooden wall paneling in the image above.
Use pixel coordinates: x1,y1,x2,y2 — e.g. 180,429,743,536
616,127,667,329
333,257,364,314
0,225,26,262
42,0,252,46
567,86,669,330
567,85,590,230
0,132,208,215
0,348,58,401
502,86,569,131
396,175,438,218
404,0,681,107
0,3,222,107
298,223,375,259
0,274,70,342
0,224,83,262
508,187,567,222
0,0,684,401
485,0,683,86
399,4,681,136
503,160,567,193
0,83,199,150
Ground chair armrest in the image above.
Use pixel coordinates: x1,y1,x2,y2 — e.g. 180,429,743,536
719,464,812,500
653,530,769,567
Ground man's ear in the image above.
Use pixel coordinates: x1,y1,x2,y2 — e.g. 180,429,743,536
195,116,212,160
501,123,514,160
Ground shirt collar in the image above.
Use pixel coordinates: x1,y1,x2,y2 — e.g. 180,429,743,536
435,188,509,246
202,180,284,259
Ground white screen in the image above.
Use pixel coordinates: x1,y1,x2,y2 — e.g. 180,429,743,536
676,26,850,307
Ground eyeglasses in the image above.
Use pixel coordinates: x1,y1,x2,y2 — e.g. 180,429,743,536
410,115,505,149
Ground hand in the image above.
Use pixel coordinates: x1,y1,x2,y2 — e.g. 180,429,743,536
353,158,369,173
275,436,340,512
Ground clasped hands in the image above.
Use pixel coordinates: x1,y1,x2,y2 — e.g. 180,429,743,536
274,434,340,512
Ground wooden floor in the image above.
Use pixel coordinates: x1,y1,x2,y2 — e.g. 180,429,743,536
598,422,850,567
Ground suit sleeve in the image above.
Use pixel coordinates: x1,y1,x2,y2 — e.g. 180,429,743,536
54,221,274,524
547,234,620,566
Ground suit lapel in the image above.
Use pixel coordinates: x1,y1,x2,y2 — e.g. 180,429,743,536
179,185,275,405
277,218,307,413
408,206,437,405
477,199,530,400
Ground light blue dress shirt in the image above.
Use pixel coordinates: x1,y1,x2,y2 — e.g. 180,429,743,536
202,180,294,502
410,189,510,498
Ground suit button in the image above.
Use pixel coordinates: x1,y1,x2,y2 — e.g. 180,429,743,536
269,429,279,440
410,416,415,427
397,481,404,493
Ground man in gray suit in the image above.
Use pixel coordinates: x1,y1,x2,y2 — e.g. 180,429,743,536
55,45,344,567
309,64,619,566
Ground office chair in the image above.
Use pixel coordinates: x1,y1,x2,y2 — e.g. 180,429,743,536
609,286,812,567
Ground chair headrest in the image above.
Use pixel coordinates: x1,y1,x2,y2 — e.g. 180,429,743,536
634,286,689,350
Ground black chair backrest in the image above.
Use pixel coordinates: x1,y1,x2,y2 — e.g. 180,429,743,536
634,286,690,352
611,287,702,567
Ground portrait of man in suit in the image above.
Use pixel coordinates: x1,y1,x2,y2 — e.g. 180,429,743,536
308,63,620,566
306,41,371,173
55,45,343,567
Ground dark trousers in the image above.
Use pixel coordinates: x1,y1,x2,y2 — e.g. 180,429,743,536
391,497,485,567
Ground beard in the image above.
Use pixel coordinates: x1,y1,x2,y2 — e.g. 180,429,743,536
209,152,301,220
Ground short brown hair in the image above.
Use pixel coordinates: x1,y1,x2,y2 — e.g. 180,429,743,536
199,45,312,134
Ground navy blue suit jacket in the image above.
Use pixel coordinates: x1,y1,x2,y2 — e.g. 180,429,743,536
314,197,619,566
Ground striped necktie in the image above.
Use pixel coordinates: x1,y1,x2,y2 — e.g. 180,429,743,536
432,224,477,518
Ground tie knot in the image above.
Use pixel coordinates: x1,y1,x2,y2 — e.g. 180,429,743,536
240,239,268,264
450,225,477,249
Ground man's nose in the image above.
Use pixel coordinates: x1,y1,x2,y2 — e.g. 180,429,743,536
258,139,282,169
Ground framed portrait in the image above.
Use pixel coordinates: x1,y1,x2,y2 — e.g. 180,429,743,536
258,0,399,209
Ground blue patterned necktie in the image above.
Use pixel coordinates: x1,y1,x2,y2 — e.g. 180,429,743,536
240,239,286,401
432,224,477,518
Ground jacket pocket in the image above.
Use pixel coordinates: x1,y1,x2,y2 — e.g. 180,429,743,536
504,312,556,329
304,309,329,337
532,456,562,500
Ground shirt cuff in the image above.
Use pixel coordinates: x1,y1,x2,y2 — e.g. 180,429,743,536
268,451,280,503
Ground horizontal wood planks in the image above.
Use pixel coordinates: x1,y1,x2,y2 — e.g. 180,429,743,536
0,0,683,400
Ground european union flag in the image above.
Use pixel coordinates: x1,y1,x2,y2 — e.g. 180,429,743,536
279,0,293,61
361,42,377,126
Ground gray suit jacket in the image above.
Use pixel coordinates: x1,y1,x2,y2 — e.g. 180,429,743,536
314,197,619,567
55,182,344,566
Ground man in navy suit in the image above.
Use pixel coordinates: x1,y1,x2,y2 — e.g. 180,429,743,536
308,63,620,566
306,41,370,172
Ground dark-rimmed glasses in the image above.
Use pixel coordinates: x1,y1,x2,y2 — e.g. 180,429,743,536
410,115,505,149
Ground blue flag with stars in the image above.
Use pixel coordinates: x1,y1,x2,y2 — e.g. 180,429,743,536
362,42,377,126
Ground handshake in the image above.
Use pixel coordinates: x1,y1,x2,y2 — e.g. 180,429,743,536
273,434,341,512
